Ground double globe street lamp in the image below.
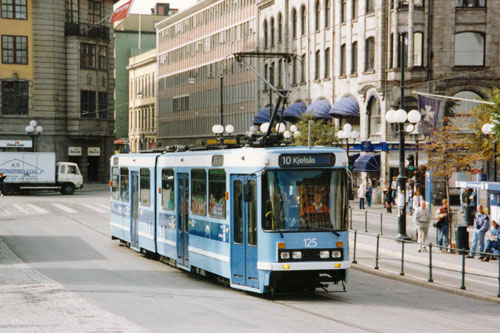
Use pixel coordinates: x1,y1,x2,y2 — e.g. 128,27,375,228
482,123,497,182
337,123,359,159
386,108,422,240
25,120,43,152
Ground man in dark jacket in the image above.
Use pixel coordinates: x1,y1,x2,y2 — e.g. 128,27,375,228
0,173,6,197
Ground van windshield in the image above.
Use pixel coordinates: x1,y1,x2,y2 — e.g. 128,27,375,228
262,169,348,232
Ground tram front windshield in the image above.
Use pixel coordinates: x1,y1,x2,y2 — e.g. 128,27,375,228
262,169,348,232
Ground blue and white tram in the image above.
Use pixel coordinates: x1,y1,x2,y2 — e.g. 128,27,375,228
110,146,350,293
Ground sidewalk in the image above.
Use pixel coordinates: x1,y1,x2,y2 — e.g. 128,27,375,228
0,238,144,332
349,201,500,302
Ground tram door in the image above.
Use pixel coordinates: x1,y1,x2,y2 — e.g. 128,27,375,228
230,175,258,288
130,171,139,249
176,173,189,267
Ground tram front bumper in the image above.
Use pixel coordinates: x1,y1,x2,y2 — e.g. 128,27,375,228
257,260,351,271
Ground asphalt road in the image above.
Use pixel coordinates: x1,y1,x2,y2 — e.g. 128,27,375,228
1,188,499,332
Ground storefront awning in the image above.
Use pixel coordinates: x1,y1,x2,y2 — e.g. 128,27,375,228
305,99,332,119
283,102,307,122
353,154,380,172
253,107,283,125
329,96,360,118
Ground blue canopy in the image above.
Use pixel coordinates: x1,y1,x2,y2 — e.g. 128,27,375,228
305,99,332,119
353,154,380,172
253,107,283,125
283,102,307,122
329,96,360,118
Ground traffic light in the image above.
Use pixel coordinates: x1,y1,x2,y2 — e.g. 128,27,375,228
348,155,356,171
407,154,415,171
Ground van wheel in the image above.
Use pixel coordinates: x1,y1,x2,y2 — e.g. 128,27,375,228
2,184,16,195
60,183,75,195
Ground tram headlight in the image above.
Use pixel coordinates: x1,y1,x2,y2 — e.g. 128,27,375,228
280,252,290,260
319,251,330,259
331,251,342,258
292,251,302,259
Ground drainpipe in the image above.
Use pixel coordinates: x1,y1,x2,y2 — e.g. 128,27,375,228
427,0,433,83
408,0,414,68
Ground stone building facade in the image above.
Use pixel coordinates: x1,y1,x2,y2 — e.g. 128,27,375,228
0,0,116,183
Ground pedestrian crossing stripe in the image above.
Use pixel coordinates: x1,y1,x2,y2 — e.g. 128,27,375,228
52,203,78,214
80,203,108,213
26,203,49,214
13,204,30,215
0,203,110,216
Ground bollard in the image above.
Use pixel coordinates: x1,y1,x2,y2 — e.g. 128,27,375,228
380,213,383,235
352,230,358,264
364,211,368,233
400,240,405,276
428,243,434,283
460,251,466,290
350,208,353,229
375,234,380,270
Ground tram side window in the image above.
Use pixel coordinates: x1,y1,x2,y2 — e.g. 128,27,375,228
191,169,207,216
140,168,150,207
120,168,129,202
233,180,243,244
111,167,119,200
248,179,257,246
162,169,174,210
208,169,226,219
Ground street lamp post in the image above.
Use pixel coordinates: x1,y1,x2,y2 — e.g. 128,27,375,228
386,109,421,240
337,123,359,159
25,120,43,152
482,123,497,182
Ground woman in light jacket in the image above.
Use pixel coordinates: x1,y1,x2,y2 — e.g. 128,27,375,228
414,201,431,252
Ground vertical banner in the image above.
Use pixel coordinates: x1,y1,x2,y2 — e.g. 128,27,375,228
417,94,441,136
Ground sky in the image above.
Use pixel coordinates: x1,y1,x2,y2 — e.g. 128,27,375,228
114,0,197,14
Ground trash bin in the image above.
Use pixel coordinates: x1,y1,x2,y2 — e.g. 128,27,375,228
464,205,473,226
455,225,469,255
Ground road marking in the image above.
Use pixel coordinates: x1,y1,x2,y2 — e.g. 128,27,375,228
52,203,77,214
0,209,11,216
98,204,109,210
80,203,108,213
12,204,30,215
26,203,49,214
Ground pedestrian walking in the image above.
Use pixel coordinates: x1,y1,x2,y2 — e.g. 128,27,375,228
407,180,415,215
358,183,366,210
469,189,477,215
412,190,424,213
435,199,450,252
467,204,490,259
0,172,6,197
384,187,392,213
391,176,397,206
460,187,467,214
366,181,373,208
481,220,500,261
414,201,431,252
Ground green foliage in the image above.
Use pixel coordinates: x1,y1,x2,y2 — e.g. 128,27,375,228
292,116,339,147
479,86,500,141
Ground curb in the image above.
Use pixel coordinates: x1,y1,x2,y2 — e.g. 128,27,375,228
351,263,500,305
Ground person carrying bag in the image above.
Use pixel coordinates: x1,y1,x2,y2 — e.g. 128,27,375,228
414,201,431,252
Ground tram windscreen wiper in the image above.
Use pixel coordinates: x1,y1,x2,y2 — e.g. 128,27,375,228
288,226,340,237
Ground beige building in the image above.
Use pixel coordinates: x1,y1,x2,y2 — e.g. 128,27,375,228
128,49,157,152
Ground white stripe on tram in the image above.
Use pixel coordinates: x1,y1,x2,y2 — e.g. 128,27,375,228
188,246,230,263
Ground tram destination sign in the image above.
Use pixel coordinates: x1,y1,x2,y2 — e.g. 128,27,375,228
279,153,335,168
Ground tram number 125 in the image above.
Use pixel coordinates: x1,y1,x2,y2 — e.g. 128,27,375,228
304,238,318,247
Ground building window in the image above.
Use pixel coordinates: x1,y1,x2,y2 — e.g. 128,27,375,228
1,0,27,19
414,32,423,67
341,0,346,23
80,43,96,69
367,96,381,136
399,33,408,68
324,47,330,78
366,0,374,14
270,17,275,47
388,33,394,68
351,41,358,74
365,37,375,71
263,20,268,48
325,0,330,28
340,44,346,75
315,50,320,80
278,12,283,43
399,0,424,6
300,5,306,36
1,81,28,115
292,8,297,38
98,46,107,70
292,58,297,84
301,53,306,82
1,35,27,64
264,64,268,90
278,60,282,87
454,32,484,66
315,0,320,31
88,0,101,25
66,0,79,23
270,62,275,86
352,0,358,19
81,90,96,118
456,0,485,8
98,91,107,118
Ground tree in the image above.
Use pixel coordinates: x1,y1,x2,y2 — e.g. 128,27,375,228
292,115,339,146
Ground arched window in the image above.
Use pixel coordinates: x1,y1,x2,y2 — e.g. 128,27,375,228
270,17,275,47
455,32,484,66
414,32,423,67
446,90,482,131
278,13,283,43
301,53,306,82
351,41,358,74
366,0,374,13
365,37,375,71
324,47,330,78
292,8,297,38
301,5,306,37
367,96,381,136
340,44,346,75
263,20,268,48
324,0,330,28
315,0,320,31
315,50,320,80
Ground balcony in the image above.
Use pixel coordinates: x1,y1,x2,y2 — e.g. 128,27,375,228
65,22,110,41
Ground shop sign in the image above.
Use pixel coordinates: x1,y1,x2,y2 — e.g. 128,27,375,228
68,147,82,156
88,147,101,156
0,140,31,148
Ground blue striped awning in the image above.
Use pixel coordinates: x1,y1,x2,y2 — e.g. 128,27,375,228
353,154,380,173
253,107,283,125
305,99,332,119
283,102,307,122
329,96,360,118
